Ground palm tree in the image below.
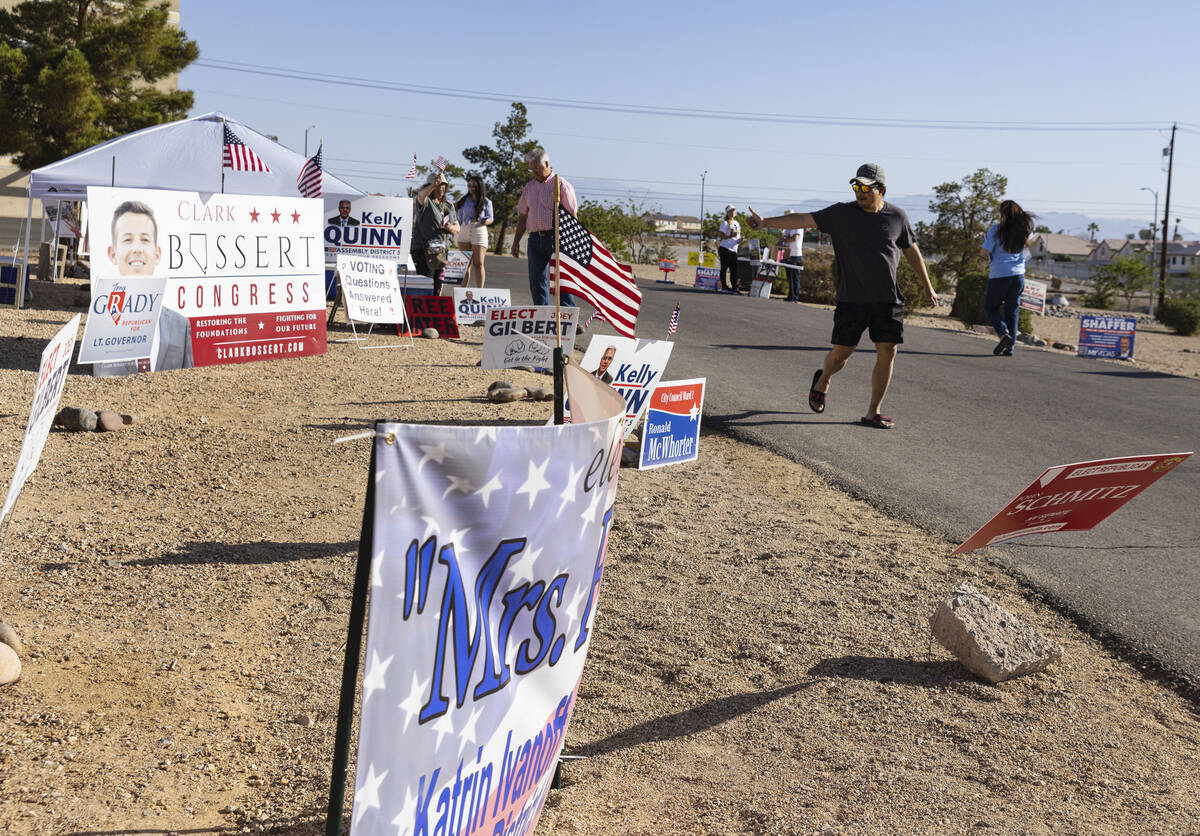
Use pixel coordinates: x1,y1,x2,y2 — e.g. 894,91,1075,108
1087,222,1099,241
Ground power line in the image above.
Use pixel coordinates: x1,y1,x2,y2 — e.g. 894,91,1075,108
193,59,1171,133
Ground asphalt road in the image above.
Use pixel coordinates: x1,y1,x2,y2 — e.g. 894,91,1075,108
476,254,1200,689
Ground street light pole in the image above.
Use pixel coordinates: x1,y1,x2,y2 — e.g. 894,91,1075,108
305,124,317,156
1158,123,1176,310
699,171,707,253
1140,186,1159,315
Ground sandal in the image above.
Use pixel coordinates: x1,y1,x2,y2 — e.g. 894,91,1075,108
860,414,894,429
808,369,826,413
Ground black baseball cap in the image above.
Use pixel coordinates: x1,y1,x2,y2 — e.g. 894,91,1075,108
850,163,886,187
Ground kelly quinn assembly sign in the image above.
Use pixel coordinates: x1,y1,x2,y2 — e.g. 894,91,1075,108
87,186,326,367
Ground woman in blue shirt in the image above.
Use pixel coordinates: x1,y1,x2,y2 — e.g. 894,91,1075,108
454,174,495,287
981,200,1035,356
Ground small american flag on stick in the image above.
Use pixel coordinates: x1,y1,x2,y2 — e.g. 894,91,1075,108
297,144,323,198
434,155,447,171
582,310,604,330
552,206,642,338
405,154,417,181
667,304,680,336
222,124,270,172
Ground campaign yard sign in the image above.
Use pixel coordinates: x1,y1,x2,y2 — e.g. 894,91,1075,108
348,374,626,835
686,251,716,268
402,295,460,339
87,186,326,369
1019,278,1047,314
481,306,578,370
572,336,673,438
2,315,80,525
1078,314,1137,359
952,452,1192,555
323,196,412,264
639,378,706,470
78,277,169,366
454,288,513,326
442,249,471,284
337,254,405,324
694,266,719,291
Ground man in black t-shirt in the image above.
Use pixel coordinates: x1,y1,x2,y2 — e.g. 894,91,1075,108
748,163,937,429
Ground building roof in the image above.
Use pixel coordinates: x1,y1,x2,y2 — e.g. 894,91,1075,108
1031,233,1094,257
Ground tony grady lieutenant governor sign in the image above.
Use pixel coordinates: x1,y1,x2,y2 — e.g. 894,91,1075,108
87,186,326,367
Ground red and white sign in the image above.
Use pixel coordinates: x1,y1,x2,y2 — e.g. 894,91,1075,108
87,186,326,369
952,452,1192,555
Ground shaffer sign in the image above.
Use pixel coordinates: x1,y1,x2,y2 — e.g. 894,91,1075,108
952,452,1192,555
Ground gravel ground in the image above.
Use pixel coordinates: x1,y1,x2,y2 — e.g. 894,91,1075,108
0,277,1197,835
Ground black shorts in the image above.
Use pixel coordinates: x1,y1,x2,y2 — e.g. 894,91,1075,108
831,302,905,347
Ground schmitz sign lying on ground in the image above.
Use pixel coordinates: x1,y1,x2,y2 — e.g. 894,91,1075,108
952,452,1192,555
347,366,625,835
87,186,326,369
481,306,577,370
2,315,80,524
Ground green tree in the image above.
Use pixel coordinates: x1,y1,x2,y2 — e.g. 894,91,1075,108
919,168,1007,282
1087,221,1099,241
577,199,654,263
0,0,198,168
1095,256,1152,311
1034,224,1051,234
462,102,539,254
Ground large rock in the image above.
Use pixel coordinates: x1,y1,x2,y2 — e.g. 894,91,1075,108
0,643,20,685
96,410,125,432
488,387,525,404
0,621,22,656
55,407,98,432
930,583,1062,683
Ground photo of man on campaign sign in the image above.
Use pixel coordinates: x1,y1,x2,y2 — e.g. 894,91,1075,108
453,287,512,325
571,336,674,438
87,186,326,370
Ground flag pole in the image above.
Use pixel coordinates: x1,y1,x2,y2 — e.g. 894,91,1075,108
552,175,565,425
220,118,226,194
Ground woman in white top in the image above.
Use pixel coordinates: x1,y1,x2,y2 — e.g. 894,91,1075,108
455,175,495,287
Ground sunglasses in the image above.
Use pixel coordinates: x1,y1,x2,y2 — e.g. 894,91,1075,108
850,182,876,194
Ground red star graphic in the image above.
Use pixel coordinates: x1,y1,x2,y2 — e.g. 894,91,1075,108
270,209,281,223
291,210,301,223
249,208,260,222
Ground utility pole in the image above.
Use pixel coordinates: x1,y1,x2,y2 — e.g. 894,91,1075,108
1158,123,1176,309
699,171,707,253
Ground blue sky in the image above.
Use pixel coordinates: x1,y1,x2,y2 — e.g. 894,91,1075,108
180,0,1200,238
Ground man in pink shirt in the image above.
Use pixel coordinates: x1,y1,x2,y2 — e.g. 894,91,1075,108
510,147,578,306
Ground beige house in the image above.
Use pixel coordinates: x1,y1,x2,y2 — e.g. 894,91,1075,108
1087,238,1131,263
1029,233,1095,263
675,215,701,234
648,213,677,233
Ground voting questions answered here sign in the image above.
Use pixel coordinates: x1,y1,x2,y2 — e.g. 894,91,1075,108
951,452,1192,555
337,254,405,324
639,378,706,470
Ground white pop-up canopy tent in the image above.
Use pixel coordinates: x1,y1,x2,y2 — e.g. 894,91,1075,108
10,112,366,302
27,110,364,201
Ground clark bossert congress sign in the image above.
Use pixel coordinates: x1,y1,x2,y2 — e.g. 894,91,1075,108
349,367,626,835
2,315,80,525
952,452,1192,555
336,254,405,324
323,195,412,264
87,186,325,369
481,306,578,370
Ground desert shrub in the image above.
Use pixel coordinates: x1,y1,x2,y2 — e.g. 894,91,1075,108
795,251,837,305
1081,272,1118,309
897,257,939,313
949,271,989,326
1156,298,1200,336
1018,308,1032,335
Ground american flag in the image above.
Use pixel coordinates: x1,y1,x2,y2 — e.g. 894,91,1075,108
667,304,680,336
552,207,641,338
434,155,447,171
582,310,604,330
405,153,417,181
222,124,270,172
297,144,323,198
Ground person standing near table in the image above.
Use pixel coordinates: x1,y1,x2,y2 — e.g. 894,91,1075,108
411,171,459,295
748,163,937,429
717,204,742,294
780,211,803,302
455,174,494,287
981,199,1034,356
510,147,577,306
